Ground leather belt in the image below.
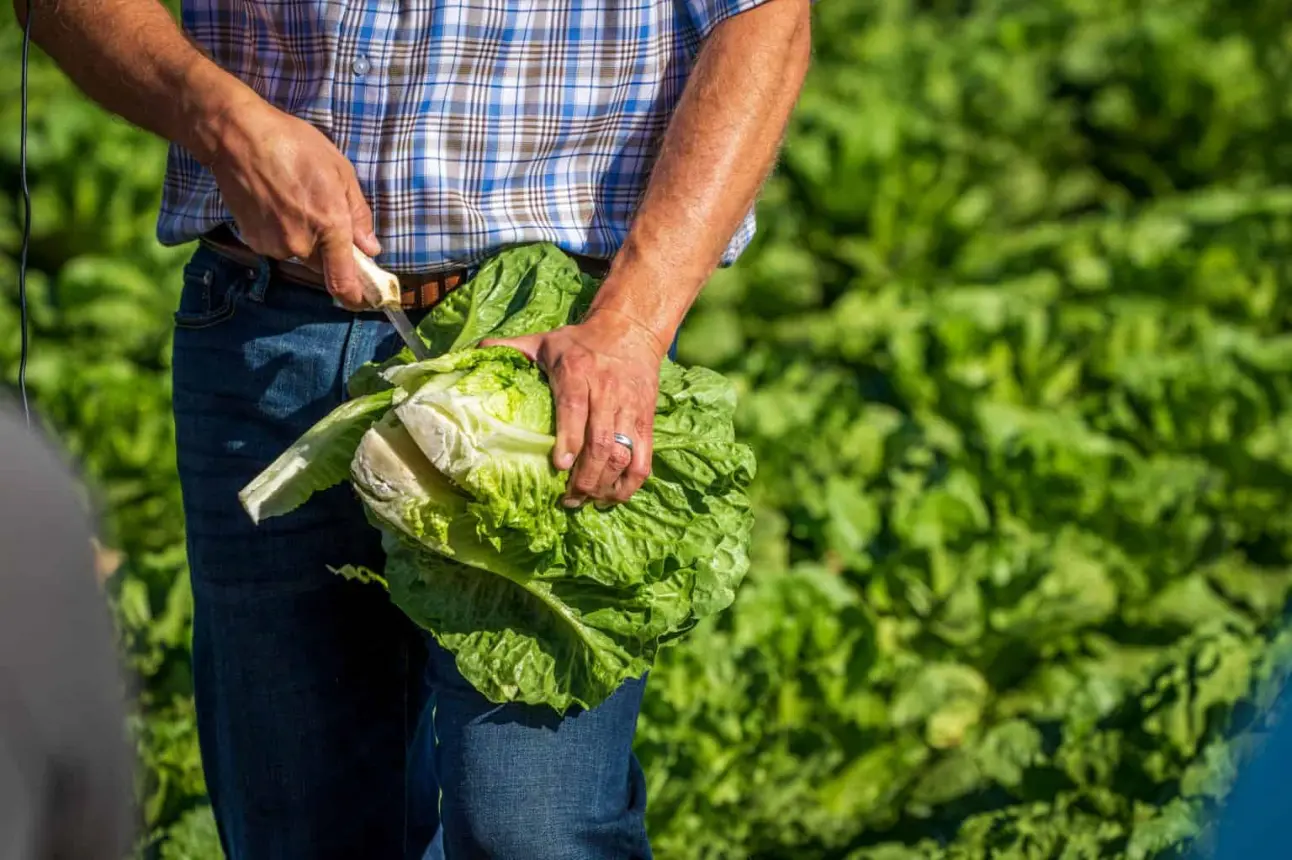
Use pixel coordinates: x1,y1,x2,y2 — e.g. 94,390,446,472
199,224,610,311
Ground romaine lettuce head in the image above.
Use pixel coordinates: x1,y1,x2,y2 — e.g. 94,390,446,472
237,244,756,712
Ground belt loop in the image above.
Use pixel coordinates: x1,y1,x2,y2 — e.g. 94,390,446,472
247,257,271,303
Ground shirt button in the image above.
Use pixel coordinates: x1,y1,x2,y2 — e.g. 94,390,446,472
352,56,371,76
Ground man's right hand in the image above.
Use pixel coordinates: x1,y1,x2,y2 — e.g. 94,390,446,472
206,102,382,310
16,0,379,310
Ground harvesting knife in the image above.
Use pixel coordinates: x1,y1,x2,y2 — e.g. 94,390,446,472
352,246,434,361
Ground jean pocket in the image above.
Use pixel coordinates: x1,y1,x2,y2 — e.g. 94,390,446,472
174,247,250,329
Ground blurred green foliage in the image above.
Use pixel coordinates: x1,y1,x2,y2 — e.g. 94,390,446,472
5,0,1292,857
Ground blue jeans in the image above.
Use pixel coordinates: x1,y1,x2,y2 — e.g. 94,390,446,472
171,244,652,860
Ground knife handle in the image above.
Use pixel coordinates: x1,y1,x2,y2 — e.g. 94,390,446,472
351,245,401,310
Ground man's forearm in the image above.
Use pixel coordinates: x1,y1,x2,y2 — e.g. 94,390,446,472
19,0,386,305
588,0,812,351
15,0,261,164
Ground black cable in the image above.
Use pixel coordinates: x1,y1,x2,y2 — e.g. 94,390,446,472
17,0,33,427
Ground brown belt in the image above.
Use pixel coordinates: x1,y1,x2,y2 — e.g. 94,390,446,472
199,224,610,311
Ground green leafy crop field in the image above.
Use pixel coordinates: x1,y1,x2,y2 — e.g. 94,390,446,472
5,0,1292,857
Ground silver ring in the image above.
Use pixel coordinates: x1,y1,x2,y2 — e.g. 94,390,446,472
613,432,634,453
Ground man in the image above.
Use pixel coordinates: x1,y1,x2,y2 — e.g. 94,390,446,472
17,0,811,855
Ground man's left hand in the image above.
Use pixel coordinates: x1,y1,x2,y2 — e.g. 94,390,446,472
482,309,669,507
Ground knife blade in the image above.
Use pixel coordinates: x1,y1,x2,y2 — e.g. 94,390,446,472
382,303,433,361
351,246,434,361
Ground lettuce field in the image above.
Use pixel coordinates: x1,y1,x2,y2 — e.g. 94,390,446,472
6,0,1292,856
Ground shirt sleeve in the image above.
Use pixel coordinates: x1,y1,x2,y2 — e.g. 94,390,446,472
685,0,819,41
683,0,774,40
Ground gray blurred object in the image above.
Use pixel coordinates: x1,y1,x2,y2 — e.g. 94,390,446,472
0,399,134,860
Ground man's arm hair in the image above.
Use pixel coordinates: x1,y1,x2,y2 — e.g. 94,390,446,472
13,0,265,164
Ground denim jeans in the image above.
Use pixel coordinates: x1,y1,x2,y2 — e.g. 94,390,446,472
171,244,652,860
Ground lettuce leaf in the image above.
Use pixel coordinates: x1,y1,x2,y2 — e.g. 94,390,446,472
238,388,399,524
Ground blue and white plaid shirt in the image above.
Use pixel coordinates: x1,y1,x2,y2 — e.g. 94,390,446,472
158,0,768,273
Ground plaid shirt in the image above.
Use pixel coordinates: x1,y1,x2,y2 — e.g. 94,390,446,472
158,0,768,273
